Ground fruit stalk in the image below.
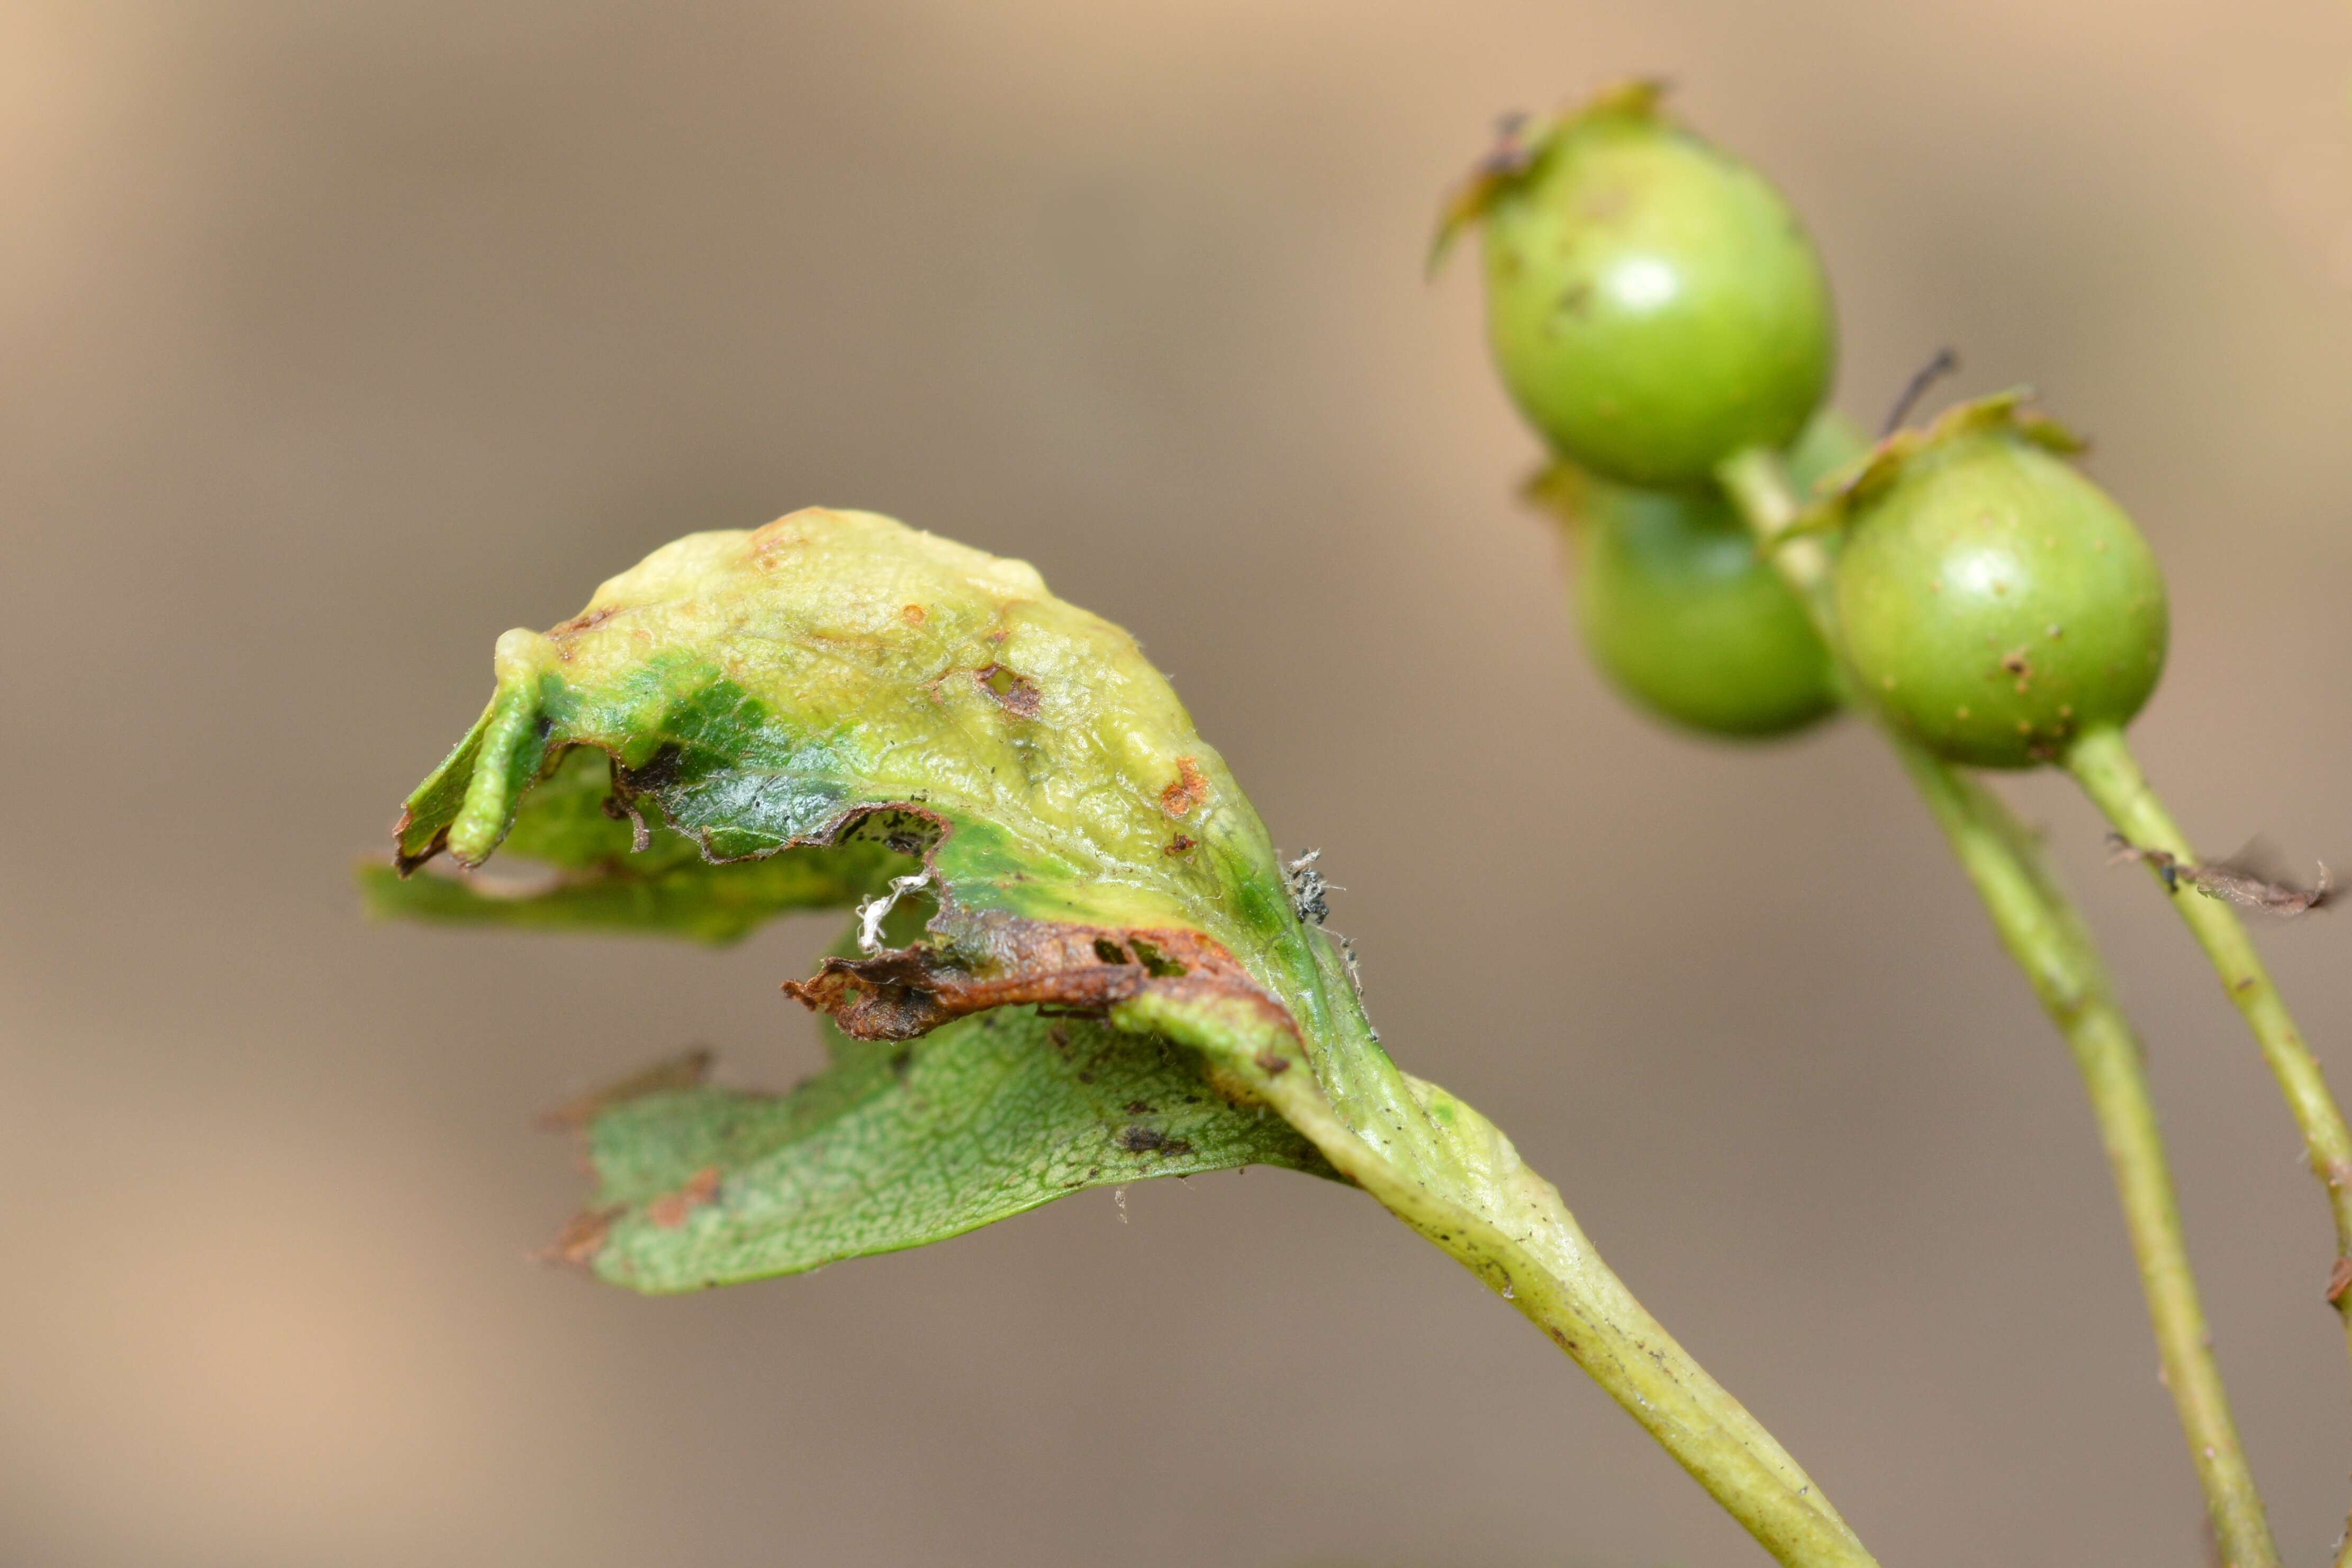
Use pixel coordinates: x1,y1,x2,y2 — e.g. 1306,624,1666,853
2064,724,2352,1366
1896,751,2277,1568
1720,446,2281,1568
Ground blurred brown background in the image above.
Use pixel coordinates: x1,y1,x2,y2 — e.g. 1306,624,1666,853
6,2,2352,1564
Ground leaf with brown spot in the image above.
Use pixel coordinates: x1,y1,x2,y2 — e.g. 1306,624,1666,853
376,504,1706,1418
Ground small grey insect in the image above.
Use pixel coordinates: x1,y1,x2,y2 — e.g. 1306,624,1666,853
1286,849,1338,927
1287,851,1378,1036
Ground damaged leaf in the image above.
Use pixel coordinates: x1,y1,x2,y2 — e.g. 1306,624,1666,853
379,508,1347,1280
386,510,1308,982
574,1003,1332,1293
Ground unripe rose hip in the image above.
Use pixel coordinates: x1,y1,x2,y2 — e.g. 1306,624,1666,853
1439,83,1836,487
1536,413,1860,739
1830,395,2168,769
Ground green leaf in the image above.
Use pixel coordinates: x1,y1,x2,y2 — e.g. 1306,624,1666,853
561,1007,1333,1293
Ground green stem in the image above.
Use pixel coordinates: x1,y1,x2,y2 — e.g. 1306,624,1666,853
1235,933,1880,1568
2064,724,2352,1362
1718,446,2279,1568
1898,749,2275,1568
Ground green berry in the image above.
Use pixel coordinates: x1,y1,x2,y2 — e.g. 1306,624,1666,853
1539,413,1860,739
1442,83,1836,486
1830,395,2168,769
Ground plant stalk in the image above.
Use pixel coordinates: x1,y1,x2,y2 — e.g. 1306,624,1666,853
1243,957,1882,1568
1898,749,2276,1568
2064,724,2352,1364
1717,445,2280,1568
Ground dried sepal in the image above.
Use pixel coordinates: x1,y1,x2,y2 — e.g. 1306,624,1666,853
1426,78,1670,276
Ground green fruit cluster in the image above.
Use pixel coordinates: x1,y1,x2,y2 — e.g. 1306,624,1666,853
1449,84,2170,765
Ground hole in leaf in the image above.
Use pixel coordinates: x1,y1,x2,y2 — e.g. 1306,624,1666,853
975,664,1042,719
1126,937,1188,978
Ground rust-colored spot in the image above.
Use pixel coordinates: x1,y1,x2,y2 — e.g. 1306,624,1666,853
748,507,831,556
1254,1050,1290,1076
549,605,619,638
901,603,927,626
538,1206,622,1269
646,1165,722,1229
976,664,1042,719
538,1047,714,1131
2329,1256,2352,1306
785,911,1285,1044
1164,834,1197,856
1160,756,1209,818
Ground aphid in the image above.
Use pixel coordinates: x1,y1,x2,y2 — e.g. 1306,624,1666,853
1285,851,1380,1037
1286,848,1338,927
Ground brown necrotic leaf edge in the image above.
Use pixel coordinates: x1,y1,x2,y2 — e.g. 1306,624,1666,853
784,913,1284,1042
